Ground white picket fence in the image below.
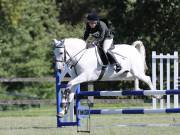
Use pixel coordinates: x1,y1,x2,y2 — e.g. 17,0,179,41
152,51,179,109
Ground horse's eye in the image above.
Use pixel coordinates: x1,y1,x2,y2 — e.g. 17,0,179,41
59,52,63,55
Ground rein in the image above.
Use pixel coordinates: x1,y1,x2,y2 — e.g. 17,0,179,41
65,47,87,75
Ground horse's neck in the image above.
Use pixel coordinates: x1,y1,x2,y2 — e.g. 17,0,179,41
65,38,86,60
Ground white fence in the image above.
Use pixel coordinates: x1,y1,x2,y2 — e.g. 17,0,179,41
152,51,179,109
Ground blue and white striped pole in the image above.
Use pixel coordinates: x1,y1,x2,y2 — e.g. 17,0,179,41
77,90,180,97
79,108,180,115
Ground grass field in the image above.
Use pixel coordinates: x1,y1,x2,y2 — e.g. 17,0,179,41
1,104,180,135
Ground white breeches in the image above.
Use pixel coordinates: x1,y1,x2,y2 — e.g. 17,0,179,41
103,38,113,53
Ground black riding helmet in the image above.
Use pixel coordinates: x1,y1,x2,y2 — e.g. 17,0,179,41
87,13,99,21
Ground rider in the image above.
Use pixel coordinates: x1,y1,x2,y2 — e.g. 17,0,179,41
83,12,121,72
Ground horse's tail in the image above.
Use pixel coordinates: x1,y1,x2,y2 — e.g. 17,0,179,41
132,40,148,71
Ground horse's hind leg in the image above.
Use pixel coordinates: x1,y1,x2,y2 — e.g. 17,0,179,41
135,73,163,100
133,73,154,90
134,78,140,90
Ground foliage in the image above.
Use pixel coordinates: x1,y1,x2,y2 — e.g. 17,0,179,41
0,0,83,77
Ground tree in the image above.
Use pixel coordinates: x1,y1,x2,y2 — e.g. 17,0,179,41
0,0,83,99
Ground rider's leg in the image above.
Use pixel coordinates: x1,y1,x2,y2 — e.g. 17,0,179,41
97,45,109,67
106,50,121,72
103,38,121,72
103,38,113,53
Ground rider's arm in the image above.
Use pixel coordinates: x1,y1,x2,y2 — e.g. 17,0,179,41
83,25,90,41
96,22,106,43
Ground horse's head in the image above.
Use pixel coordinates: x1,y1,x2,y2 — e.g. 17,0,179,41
52,38,87,72
53,39,66,71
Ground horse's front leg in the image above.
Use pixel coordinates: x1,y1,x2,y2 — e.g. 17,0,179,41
58,73,88,118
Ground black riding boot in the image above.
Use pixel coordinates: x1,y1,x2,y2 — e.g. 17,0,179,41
107,50,121,72
97,46,109,67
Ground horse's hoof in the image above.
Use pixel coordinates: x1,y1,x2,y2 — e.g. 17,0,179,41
57,110,65,118
152,95,163,99
57,113,64,118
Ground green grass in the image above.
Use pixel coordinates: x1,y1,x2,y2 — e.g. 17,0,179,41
1,104,180,135
0,114,180,135
0,102,151,117
0,105,56,117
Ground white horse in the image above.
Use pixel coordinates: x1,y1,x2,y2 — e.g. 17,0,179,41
53,38,154,117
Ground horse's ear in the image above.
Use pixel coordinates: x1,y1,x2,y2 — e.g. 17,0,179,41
52,39,59,46
52,39,64,47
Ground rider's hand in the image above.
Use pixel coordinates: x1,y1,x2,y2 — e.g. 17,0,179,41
92,40,99,46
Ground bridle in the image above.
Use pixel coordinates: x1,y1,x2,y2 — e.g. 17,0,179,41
54,40,87,75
